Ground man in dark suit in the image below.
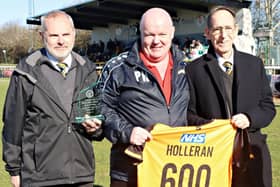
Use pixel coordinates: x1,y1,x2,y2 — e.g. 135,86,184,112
186,6,276,187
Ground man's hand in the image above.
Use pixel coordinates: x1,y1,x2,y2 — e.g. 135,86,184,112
130,127,152,145
10,175,20,187
81,117,102,134
231,113,250,129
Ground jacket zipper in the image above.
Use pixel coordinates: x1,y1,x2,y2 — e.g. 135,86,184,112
67,124,72,133
67,120,74,183
67,68,94,183
136,60,180,125
136,63,172,103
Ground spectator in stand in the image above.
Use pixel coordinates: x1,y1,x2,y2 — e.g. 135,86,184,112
172,37,180,49
275,80,280,92
106,39,116,57
99,40,105,54
184,39,207,61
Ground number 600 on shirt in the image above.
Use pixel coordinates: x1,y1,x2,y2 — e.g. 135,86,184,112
138,120,236,187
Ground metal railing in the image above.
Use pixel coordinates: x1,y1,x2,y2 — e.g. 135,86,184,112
0,65,15,78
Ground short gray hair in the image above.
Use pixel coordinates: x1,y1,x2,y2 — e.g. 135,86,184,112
40,10,75,32
207,6,236,28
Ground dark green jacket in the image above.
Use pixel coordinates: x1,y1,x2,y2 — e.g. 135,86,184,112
2,48,102,186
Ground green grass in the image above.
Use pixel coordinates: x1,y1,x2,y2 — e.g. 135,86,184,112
0,79,110,187
0,79,10,187
263,102,280,186
0,79,279,187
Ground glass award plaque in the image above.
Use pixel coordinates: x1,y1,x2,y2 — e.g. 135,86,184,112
73,81,105,123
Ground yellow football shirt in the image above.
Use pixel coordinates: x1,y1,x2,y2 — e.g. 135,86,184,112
138,119,236,187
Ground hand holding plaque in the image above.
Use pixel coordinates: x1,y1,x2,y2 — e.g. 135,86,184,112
73,82,105,123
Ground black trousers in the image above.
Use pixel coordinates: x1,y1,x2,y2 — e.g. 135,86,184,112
232,132,272,187
51,182,93,187
110,179,137,187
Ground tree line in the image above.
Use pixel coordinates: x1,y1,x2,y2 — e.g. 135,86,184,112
0,0,279,65
0,21,91,64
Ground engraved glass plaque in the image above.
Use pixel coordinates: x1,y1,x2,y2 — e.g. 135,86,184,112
73,82,104,123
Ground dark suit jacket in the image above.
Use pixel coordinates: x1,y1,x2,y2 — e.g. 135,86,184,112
186,45,275,131
186,44,276,187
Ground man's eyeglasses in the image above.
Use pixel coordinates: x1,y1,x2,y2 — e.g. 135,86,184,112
210,26,235,35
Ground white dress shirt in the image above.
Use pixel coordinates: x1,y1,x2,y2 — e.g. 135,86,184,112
46,51,72,74
216,51,234,73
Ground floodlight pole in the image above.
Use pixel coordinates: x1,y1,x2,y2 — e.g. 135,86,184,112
2,49,7,64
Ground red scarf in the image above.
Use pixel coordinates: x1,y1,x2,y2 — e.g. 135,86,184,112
140,51,173,105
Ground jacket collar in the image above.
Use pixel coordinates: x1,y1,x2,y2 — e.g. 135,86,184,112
17,48,96,117
207,45,242,116
203,44,237,118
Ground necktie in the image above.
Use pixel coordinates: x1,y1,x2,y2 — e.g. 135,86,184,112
56,62,68,77
223,61,233,75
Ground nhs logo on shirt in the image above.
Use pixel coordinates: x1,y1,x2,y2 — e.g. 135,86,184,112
180,133,206,143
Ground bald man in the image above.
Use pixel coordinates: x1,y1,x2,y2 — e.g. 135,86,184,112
101,7,189,187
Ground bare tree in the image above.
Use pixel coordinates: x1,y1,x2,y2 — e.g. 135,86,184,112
250,0,280,70
74,29,92,56
251,0,280,45
0,22,42,64
0,22,92,64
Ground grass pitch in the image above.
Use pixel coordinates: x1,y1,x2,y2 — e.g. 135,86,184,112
0,79,279,187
